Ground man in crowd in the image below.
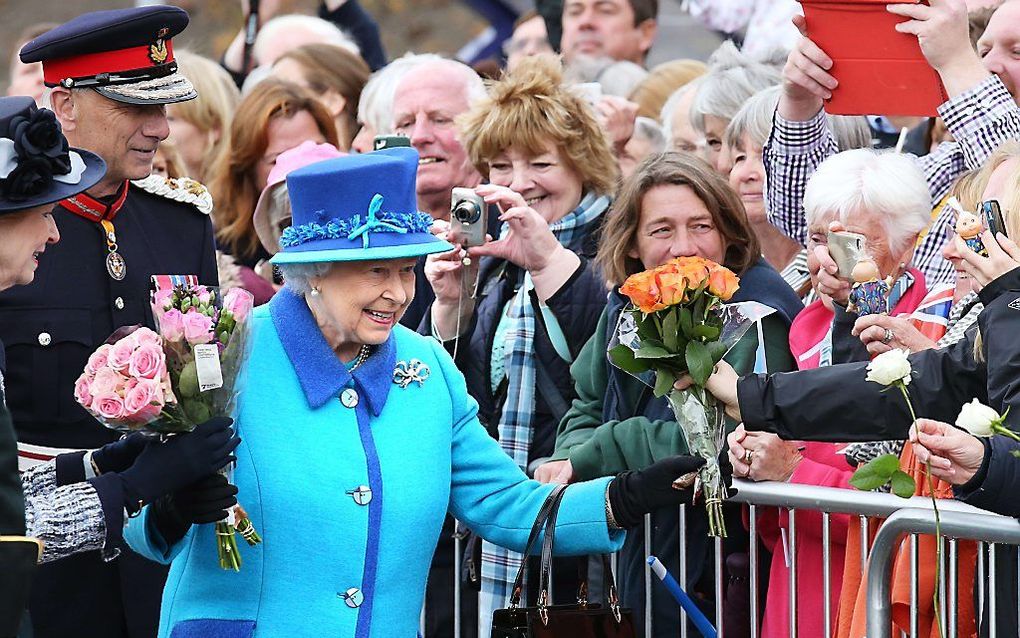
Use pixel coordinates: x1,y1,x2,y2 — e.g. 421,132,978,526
559,0,658,67
0,6,218,637
766,0,1020,289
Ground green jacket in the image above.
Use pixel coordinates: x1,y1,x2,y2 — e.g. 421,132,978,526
552,307,796,480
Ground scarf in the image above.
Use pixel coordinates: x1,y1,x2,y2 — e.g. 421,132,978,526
478,191,610,628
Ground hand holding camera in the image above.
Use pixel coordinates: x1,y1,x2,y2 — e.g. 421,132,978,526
468,184,563,273
812,222,854,305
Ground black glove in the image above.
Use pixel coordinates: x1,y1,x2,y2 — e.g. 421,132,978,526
92,432,149,475
607,455,706,529
119,417,240,512
152,474,240,546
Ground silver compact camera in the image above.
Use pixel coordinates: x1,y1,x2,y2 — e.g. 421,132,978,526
450,187,486,247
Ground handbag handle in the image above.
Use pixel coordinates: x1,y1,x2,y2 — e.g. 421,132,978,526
507,484,568,609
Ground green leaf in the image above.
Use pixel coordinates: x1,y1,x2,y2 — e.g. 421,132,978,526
707,341,728,363
890,470,917,499
849,453,901,492
870,454,901,476
679,307,694,339
608,345,651,374
636,313,658,341
636,344,672,359
685,340,713,386
662,309,679,351
693,324,721,341
653,368,675,398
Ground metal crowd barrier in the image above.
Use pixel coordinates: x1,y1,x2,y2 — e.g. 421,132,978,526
423,479,1020,638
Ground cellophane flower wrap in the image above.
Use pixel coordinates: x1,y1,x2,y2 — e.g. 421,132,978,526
607,257,774,537
73,275,260,571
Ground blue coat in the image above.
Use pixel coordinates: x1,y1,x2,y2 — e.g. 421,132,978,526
125,289,624,638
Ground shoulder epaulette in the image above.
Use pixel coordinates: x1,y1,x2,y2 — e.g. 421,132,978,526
131,174,213,215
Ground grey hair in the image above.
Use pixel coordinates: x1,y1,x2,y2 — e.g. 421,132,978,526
358,53,443,135
659,77,703,145
632,116,666,152
723,85,781,151
594,61,649,98
828,115,872,151
724,86,873,153
277,262,333,294
389,56,486,130
803,148,932,255
690,41,781,134
253,14,359,64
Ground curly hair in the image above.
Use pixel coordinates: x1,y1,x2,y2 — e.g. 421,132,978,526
458,55,618,197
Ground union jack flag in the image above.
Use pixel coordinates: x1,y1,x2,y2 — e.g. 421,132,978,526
909,283,955,343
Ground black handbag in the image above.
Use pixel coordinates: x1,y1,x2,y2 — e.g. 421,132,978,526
490,485,636,638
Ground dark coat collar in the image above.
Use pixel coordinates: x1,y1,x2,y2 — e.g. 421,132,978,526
268,288,395,416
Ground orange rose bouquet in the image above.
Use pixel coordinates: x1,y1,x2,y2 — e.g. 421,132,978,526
609,256,769,537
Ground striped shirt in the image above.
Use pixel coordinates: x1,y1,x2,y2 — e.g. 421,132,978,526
764,75,1020,290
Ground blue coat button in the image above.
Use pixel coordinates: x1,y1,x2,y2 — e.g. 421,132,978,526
346,486,372,505
339,587,364,608
340,388,359,408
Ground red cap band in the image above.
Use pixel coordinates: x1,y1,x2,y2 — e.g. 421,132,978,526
42,40,175,85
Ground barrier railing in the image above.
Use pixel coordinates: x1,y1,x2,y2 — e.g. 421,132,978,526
425,479,1017,638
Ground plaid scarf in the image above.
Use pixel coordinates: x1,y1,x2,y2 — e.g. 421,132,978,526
478,192,610,630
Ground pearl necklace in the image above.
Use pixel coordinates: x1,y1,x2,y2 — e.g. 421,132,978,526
349,344,372,372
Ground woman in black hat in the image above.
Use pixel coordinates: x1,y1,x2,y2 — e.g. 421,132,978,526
0,96,239,638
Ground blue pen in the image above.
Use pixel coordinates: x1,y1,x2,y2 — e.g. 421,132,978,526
647,556,717,638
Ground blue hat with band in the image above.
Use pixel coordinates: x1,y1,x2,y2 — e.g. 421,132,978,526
271,147,453,264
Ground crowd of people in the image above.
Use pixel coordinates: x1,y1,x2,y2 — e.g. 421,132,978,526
2,0,1020,636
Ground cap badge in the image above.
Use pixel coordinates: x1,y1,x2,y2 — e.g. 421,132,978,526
149,29,170,65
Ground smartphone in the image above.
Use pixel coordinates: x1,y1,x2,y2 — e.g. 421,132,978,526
450,188,487,248
827,230,867,279
373,134,411,151
982,200,1007,238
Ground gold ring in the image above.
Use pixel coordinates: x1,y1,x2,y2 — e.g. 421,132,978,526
743,449,754,465
671,471,699,490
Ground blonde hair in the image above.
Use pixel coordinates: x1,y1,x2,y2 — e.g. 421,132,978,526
172,50,241,182
629,59,707,122
597,151,761,286
459,55,617,197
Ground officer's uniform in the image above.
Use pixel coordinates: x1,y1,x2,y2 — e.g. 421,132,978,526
0,8,216,638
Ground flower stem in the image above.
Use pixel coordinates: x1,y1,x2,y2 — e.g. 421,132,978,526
900,383,943,638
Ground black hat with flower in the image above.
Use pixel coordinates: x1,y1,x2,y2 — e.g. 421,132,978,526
0,96,105,214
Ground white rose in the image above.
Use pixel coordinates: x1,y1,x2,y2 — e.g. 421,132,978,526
865,348,912,387
955,398,1001,437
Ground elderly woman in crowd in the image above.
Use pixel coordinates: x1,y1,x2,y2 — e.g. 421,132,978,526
535,152,802,637
688,41,780,170
124,148,704,638
720,146,931,637
660,78,706,154
421,54,618,627
723,86,871,299
167,50,240,183
0,97,239,634
208,79,338,303
272,43,371,151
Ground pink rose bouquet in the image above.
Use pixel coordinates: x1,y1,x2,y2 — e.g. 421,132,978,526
74,275,259,571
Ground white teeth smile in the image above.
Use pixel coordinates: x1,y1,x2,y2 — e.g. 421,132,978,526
419,158,439,165
366,310,392,320
525,196,545,206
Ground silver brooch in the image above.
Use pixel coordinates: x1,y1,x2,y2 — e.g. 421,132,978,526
393,359,430,388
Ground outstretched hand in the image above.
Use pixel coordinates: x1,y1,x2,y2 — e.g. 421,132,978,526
909,418,986,485
607,455,706,528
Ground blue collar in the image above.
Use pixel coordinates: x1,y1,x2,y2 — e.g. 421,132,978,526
268,288,396,416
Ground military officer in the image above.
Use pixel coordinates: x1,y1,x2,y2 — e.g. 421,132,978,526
0,7,217,638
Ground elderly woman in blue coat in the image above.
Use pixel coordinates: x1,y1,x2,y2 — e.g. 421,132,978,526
125,147,705,638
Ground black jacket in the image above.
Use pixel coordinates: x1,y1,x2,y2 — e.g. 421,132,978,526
421,232,607,464
738,267,1020,442
0,179,217,638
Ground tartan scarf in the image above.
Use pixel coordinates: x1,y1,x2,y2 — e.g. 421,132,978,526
478,191,610,629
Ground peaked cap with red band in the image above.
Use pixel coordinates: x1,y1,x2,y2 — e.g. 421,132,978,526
20,6,197,106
